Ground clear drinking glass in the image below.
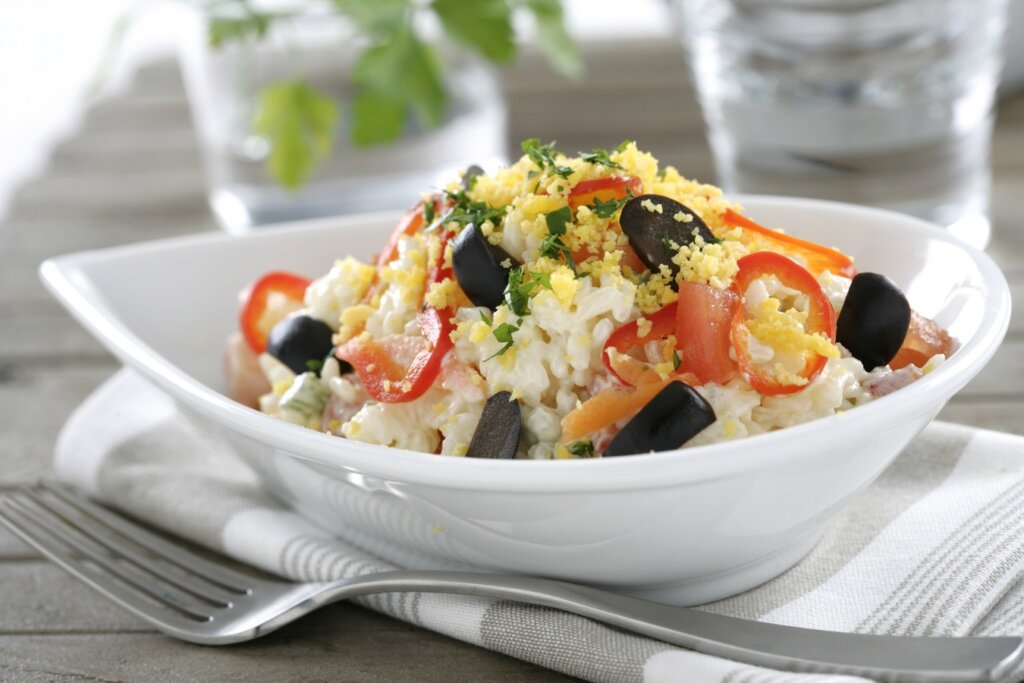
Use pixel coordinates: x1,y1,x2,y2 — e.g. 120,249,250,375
673,0,1009,248
179,14,507,233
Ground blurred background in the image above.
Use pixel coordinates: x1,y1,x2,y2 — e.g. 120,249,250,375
4,0,1021,237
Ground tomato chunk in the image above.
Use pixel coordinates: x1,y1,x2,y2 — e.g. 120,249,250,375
675,282,739,385
889,311,953,370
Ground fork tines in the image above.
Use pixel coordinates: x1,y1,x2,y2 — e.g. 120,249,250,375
0,482,260,629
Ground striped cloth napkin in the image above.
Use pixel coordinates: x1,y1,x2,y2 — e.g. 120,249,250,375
55,369,1024,683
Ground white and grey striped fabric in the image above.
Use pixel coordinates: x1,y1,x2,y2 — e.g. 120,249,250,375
55,370,1024,683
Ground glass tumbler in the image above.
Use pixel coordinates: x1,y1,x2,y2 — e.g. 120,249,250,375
674,0,1009,248
179,13,507,233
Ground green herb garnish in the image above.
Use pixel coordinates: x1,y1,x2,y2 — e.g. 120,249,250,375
545,205,572,236
672,349,681,371
305,358,324,374
505,267,553,316
588,189,634,219
486,319,523,359
568,439,595,458
522,139,573,179
579,147,623,170
442,188,508,229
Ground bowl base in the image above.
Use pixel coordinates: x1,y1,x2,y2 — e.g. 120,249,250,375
603,531,823,606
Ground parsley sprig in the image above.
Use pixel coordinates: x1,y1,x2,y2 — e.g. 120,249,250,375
588,189,634,219
438,189,508,230
538,205,577,273
479,268,553,358
185,0,582,190
568,440,595,457
522,139,574,180
579,147,624,170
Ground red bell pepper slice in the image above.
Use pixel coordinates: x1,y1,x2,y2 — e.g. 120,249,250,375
239,271,311,353
337,228,457,404
675,282,740,385
602,303,676,385
376,201,430,270
729,251,837,396
722,208,856,279
568,176,642,213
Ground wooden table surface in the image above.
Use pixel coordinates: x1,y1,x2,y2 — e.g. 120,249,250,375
2,45,1023,681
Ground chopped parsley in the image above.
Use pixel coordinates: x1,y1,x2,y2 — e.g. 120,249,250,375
505,267,552,316
579,147,623,170
672,349,681,371
305,358,324,374
568,439,595,458
422,200,436,224
521,138,573,179
545,205,571,236
588,189,633,218
440,188,508,230
539,205,577,272
489,321,520,358
479,269,555,359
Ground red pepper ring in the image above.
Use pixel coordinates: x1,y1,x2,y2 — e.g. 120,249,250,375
729,251,838,396
239,271,311,353
337,227,458,404
601,303,676,386
335,308,454,404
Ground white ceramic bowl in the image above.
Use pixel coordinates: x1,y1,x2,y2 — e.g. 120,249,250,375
40,197,1011,605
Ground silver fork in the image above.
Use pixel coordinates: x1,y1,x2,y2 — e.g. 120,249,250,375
0,483,1019,683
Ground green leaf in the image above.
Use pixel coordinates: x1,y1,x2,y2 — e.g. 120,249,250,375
254,80,339,190
350,89,406,147
580,147,624,170
353,27,446,128
432,0,516,63
545,206,572,236
332,0,410,38
208,13,273,48
524,0,583,80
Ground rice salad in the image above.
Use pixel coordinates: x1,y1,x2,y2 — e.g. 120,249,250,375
225,140,954,459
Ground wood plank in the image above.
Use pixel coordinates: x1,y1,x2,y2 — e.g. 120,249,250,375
3,216,211,258
0,364,118,486
0,527,32,560
0,563,152,633
0,310,109,361
0,628,574,682
940,400,1024,437
8,169,208,218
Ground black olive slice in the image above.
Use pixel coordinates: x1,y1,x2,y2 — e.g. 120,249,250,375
603,381,716,457
619,194,718,281
467,391,521,459
462,164,484,190
452,224,520,309
836,272,911,371
266,315,335,375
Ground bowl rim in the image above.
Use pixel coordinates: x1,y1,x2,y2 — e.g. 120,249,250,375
40,195,1012,492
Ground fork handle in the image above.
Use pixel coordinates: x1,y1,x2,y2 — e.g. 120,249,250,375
318,570,1022,683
